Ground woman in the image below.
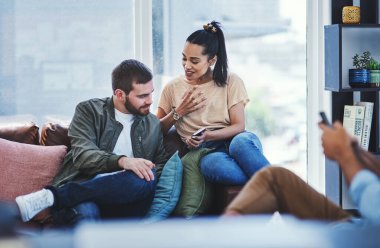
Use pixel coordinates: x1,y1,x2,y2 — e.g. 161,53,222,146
157,21,270,185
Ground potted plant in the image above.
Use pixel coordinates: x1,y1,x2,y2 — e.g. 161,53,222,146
349,51,371,87
369,58,380,87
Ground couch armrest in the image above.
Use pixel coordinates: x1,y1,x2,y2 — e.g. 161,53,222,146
40,123,71,150
0,122,39,145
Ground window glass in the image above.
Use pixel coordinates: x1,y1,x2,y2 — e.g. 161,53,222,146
0,0,134,124
153,0,307,179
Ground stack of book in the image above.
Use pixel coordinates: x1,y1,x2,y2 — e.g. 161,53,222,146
343,102,374,151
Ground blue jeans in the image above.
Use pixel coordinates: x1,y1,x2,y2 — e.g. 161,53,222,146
48,169,156,225
199,131,270,185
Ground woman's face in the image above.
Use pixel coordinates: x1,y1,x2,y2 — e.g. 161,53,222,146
182,42,211,83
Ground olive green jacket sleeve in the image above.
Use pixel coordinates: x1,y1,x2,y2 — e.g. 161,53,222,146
68,102,123,176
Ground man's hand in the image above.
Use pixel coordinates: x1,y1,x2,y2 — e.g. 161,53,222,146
319,121,353,163
319,121,364,184
118,157,155,181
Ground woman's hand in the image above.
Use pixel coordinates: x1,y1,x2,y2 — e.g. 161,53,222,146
176,87,206,117
185,131,207,149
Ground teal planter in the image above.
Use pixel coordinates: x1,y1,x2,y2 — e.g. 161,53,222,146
370,69,380,87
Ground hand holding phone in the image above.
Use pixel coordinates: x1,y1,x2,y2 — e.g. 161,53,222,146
192,128,206,138
319,111,331,127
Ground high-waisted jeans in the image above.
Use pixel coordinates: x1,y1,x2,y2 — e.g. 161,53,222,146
199,131,270,185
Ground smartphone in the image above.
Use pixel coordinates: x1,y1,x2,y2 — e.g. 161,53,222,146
319,111,331,126
192,127,206,138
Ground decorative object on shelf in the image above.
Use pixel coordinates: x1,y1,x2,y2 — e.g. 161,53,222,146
343,104,365,143
342,6,360,24
355,102,374,151
369,58,380,87
349,51,371,88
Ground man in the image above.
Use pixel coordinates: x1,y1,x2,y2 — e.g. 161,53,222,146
224,121,380,227
15,59,167,224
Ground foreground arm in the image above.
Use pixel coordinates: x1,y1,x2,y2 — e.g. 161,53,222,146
320,121,380,224
350,170,380,225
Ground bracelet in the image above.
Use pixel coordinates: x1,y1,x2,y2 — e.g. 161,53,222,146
172,107,181,121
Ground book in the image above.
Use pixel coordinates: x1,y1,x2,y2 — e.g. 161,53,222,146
355,102,374,151
343,105,365,144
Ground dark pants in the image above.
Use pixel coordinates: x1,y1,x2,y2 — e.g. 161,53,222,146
48,170,156,225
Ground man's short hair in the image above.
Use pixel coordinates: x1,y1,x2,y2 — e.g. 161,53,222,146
112,59,153,94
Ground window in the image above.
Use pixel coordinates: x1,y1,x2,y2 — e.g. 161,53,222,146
0,0,308,180
153,0,307,179
0,0,134,124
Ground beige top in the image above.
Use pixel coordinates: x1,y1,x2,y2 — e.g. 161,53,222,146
158,73,249,141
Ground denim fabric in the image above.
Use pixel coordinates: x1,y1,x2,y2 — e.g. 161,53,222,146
50,169,156,221
52,202,100,226
200,131,270,185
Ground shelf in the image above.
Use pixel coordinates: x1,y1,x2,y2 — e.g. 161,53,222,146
325,86,380,92
325,24,380,92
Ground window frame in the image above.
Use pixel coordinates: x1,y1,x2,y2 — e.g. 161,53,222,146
306,0,331,193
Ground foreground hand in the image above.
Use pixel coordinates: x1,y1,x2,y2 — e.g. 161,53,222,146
118,157,155,181
319,121,354,163
176,87,206,117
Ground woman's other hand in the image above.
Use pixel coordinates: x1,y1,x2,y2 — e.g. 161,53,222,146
176,87,206,117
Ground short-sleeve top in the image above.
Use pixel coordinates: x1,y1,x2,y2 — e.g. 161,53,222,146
158,73,249,141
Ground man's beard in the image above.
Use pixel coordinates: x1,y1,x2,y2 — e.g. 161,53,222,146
124,97,150,116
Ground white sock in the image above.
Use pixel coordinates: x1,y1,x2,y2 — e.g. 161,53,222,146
15,189,54,222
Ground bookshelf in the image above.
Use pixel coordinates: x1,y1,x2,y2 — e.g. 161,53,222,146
324,0,379,208
324,24,380,153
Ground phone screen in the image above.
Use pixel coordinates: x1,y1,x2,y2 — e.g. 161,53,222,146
192,128,206,137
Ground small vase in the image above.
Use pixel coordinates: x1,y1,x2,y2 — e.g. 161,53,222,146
370,69,380,87
342,6,360,24
349,69,369,88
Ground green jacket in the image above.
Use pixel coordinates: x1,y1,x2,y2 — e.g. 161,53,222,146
52,97,167,187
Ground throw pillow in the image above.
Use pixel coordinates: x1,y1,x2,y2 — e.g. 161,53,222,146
145,151,183,222
0,138,67,221
173,148,214,218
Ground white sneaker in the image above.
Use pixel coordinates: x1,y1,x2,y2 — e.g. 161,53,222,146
15,189,54,222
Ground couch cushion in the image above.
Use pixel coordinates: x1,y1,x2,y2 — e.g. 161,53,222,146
173,148,214,218
40,123,71,149
145,151,183,222
0,138,67,222
0,122,39,145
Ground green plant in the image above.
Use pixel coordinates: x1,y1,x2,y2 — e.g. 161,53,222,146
369,58,380,70
352,51,372,69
